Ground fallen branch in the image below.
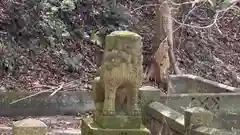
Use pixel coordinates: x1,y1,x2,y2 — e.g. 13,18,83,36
33,82,56,89
10,80,79,104
49,82,65,98
9,87,56,104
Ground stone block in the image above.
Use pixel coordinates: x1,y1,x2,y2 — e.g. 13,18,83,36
192,126,237,135
12,118,47,135
94,114,142,129
139,86,165,109
184,107,214,130
81,118,150,135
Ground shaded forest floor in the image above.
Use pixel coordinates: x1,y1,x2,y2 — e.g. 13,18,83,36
0,0,239,131
0,1,239,92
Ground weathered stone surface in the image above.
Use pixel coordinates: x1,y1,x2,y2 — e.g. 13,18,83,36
94,115,142,129
170,74,240,93
92,30,144,117
81,118,150,135
0,91,94,116
155,92,240,114
49,129,81,135
144,102,240,135
143,115,182,135
12,118,47,135
0,126,82,135
184,107,213,130
139,86,166,108
215,111,240,130
139,86,165,109
145,101,184,133
83,31,150,135
191,126,238,135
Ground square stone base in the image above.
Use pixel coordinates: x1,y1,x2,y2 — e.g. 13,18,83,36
94,113,142,129
81,118,150,135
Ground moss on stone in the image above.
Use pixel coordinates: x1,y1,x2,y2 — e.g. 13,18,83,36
94,115,142,129
81,118,150,135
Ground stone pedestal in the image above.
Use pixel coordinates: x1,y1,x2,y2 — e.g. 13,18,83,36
81,118,150,135
95,114,142,129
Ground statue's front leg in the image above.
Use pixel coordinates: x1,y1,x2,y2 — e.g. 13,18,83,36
92,77,104,112
103,84,116,116
127,86,141,116
132,87,141,116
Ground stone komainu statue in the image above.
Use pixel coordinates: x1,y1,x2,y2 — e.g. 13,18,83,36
92,31,143,116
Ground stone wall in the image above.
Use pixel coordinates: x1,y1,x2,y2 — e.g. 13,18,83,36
170,74,240,93
143,101,238,135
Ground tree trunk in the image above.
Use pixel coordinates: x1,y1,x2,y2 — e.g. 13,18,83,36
147,0,181,92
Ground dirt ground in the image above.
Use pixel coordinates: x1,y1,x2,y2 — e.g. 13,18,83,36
0,0,239,132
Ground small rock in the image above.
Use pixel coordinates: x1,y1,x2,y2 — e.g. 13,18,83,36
0,86,6,92
13,118,47,135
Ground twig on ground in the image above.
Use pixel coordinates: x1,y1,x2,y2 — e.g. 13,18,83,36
49,82,65,98
85,56,96,68
33,82,56,89
78,53,96,68
9,80,80,104
9,87,56,105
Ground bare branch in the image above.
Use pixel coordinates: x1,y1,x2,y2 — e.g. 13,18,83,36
49,82,65,98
